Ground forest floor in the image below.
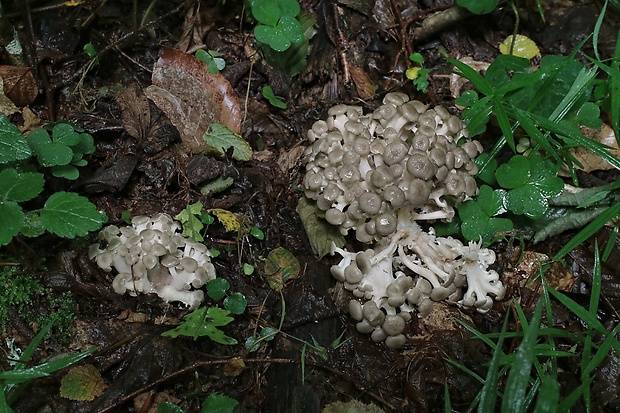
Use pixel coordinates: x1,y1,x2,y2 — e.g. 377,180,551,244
0,0,619,412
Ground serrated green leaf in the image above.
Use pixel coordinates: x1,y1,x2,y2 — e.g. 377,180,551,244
203,123,252,161
224,293,247,315
296,195,345,258
0,201,24,246
161,306,237,345
40,192,107,238
157,402,184,413
207,278,230,300
60,364,106,401
0,168,44,202
0,116,31,164
200,393,239,413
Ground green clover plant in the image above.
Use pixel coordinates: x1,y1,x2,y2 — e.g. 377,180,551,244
195,49,226,74
0,117,106,246
250,0,304,52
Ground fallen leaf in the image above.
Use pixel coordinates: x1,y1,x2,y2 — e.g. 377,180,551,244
0,66,38,106
224,357,246,377
207,208,243,233
499,34,541,59
349,63,376,99
264,247,301,291
560,124,620,174
60,364,107,401
146,48,242,152
0,77,18,116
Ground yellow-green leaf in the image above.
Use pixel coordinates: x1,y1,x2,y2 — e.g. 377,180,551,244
203,123,252,161
60,364,106,401
264,247,301,291
207,208,242,232
499,35,541,59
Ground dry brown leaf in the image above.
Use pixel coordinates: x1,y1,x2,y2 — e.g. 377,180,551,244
175,2,206,52
349,63,376,99
0,66,38,106
224,356,246,377
0,77,18,116
146,48,241,152
563,124,620,173
19,107,44,133
117,84,151,140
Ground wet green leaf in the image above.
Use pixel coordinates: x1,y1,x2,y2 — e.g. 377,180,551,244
41,192,107,238
200,393,238,413
224,293,247,315
162,306,237,345
203,123,252,161
207,278,230,300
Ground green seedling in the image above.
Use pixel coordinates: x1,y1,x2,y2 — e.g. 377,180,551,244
175,201,207,242
206,278,248,315
262,86,287,109
195,49,226,74
456,0,499,14
406,53,429,93
161,305,238,345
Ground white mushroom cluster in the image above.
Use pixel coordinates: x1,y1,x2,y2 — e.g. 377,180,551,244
89,213,216,309
302,93,506,348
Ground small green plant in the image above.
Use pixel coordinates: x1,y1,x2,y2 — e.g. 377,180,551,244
0,319,95,409
175,201,214,242
0,117,106,246
162,278,247,344
405,53,429,93
0,265,76,343
195,49,226,74
157,393,238,413
262,86,287,109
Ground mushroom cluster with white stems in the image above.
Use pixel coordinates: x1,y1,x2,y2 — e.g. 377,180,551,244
89,213,216,309
302,93,506,348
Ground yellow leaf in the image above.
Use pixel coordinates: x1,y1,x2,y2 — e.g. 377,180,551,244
207,208,241,232
60,364,106,401
406,67,421,80
499,35,541,59
65,0,84,6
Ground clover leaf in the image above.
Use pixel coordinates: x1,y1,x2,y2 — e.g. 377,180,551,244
497,154,564,219
459,185,514,243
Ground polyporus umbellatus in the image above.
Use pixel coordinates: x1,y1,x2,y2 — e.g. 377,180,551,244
302,93,506,348
89,213,216,309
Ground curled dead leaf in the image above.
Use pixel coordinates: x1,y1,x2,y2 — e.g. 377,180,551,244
146,48,242,152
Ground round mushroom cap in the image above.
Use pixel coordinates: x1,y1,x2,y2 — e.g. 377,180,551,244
383,142,408,165
407,154,436,180
358,192,382,215
374,213,397,236
325,208,346,226
382,185,405,207
112,273,132,295
407,179,431,206
349,300,363,321
382,314,406,336
344,263,364,284
385,334,406,349
362,301,385,326
371,328,387,343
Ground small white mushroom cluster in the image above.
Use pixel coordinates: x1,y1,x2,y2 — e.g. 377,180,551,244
89,213,216,309
302,93,506,348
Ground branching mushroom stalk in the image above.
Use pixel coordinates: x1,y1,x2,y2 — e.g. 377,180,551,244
303,93,506,348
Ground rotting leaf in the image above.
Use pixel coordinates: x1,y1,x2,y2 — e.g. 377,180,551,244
60,364,106,401
223,357,246,377
0,66,38,106
296,195,345,258
349,63,376,99
146,48,242,152
264,247,301,291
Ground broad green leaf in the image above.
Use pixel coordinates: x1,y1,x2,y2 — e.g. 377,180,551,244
224,293,247,315
207,278,230,300
200,393,239,413
52,123,81,146
496,156,531,189
27,129,73,167
203,123,252,161
0,116,31,164
251,0,281,26
278,15,304,44
0,168,44,202
51,164,80,180
0,201,24,246
255,24,291,52
456,0,499,14
40,192,107,238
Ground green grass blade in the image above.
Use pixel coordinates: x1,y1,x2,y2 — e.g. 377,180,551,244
548,67,598,122
448,57,495,96
533,375,560,413
546,287,606,334
478,313,510,412
583,322,620,376
444,382,452,413
493,99,516,151
592,0,609,61
553,202,620,261
501,301,543,413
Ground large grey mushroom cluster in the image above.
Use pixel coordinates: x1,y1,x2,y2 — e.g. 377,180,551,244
302,93,506,348
89,213,216,309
